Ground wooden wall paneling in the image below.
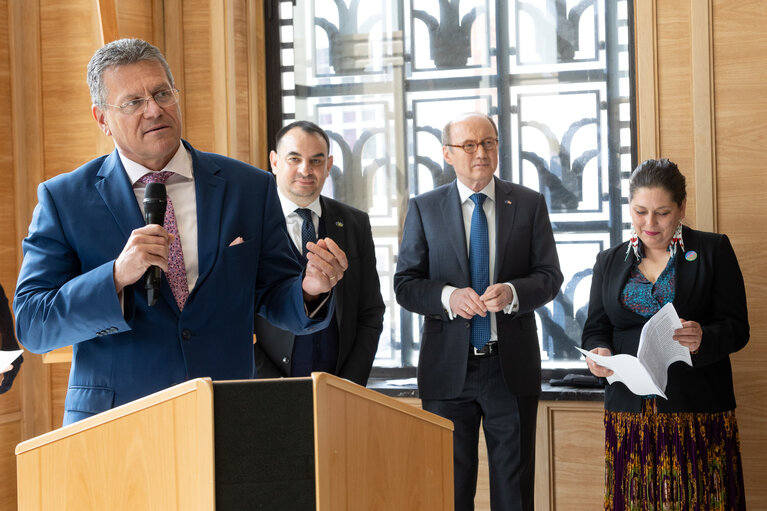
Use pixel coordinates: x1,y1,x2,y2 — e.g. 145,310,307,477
249,0,268,168
711,1,767,507
8,0,53,443
167,0,260,161
178,0,218,152
114,0,155,43
161,0,186,142
0,421,21,511
655,0,696,223
534,401,604,511
96,0,119,43
633,0,659,161
0,0,17,287
231,0,253,164
690,0,716,232
49,362,71,430
209,0,228,156
39,0,105,179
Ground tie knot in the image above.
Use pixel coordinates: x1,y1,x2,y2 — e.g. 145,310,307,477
139,171,174,184
296,208,314,223
470,193,487,207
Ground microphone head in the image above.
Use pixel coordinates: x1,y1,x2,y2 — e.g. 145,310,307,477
143,182,167,225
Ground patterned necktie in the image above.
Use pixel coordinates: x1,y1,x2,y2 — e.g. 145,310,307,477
469,193,490,349
295,208,316,258
139,171,189,310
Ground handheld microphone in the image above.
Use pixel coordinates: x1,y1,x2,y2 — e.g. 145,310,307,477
143,182,167,306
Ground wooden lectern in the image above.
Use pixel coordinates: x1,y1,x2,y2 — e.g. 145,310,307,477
15,373,453,510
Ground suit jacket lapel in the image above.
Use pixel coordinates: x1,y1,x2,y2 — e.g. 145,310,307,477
443,183,470,279
95,150,178,311
320,196,345,326
188,143,226,289
673,226,696,308
95,150,144,239
494,178,517,283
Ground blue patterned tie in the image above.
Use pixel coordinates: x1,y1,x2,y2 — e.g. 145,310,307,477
469,193,491,349
296,208,316,258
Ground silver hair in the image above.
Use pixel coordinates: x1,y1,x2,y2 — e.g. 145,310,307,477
87,38,174,106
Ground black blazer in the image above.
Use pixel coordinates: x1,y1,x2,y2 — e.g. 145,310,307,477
0,283,22,394
582,226,749,413
254,196,385,387
394,178,563,399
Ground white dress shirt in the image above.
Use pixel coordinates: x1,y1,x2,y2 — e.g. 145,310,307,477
278,191,321,252
119,142,198,292
440,179,519,341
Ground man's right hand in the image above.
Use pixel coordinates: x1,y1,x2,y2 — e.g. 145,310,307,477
450,287,488,320
113,224,172,293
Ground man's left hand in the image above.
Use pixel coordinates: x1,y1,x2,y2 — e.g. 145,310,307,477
480,283,513,313
302,238,348,299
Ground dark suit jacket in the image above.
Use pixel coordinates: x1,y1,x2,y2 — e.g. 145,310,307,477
254,196,385,386
581,226,749,413
14,141,331,425
0,283,22,394
394,178,563,399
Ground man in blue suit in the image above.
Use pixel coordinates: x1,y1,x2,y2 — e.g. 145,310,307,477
13,38,347,426
394,113,562,511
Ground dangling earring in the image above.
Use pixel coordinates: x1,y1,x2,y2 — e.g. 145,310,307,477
625,227,640,261
669,221,684,257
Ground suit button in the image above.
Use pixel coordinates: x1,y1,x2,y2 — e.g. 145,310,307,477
182,329,192,340
282,357,290,365
465,322,470,329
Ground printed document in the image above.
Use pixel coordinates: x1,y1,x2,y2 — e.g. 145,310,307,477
0,350,23,370
577,303,692,399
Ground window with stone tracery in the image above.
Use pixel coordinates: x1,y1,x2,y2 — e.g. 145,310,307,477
265,0,637,374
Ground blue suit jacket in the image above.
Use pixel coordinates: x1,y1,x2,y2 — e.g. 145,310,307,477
394,178,563,399
14,141,330,425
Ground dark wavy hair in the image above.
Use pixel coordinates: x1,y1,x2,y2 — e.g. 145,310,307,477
628,158,687,206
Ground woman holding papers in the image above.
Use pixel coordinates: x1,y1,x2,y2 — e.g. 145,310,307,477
0,283,22,393
582,158,749,511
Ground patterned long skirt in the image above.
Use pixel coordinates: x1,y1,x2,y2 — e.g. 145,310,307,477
604,399,746,511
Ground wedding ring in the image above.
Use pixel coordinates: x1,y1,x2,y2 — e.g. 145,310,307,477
329,274,336,281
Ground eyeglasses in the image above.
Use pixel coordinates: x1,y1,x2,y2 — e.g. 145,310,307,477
102,88,180,115
444,138,499,154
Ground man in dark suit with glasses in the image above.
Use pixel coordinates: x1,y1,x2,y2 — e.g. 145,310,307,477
395,112,562,511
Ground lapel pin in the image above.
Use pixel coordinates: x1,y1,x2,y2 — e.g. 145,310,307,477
335,221,344,227
684,250,697,261
504,200,512,205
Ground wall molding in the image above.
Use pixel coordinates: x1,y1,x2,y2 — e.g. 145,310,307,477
690,0,717,232
634,0,660,160
8,0,53,438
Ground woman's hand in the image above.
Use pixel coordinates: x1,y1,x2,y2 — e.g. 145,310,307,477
586,347,614,378
674,319,703,354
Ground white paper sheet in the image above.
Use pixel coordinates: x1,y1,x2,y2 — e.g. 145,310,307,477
0,350,23,371
577,302,693,399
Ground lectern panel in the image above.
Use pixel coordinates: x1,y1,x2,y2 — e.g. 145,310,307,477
213,379,315,510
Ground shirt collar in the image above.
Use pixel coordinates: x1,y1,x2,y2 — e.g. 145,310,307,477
456,178,495,205
120,142,193,185
277,190,322,219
